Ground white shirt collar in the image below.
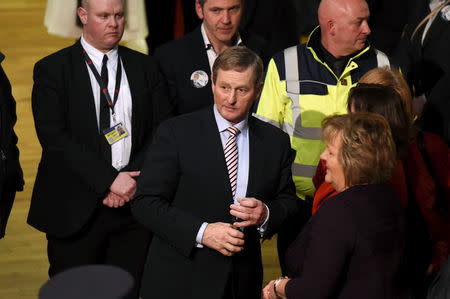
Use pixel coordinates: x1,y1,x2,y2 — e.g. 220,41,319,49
80,35,119,66
213,105,248,133
200,23,243,52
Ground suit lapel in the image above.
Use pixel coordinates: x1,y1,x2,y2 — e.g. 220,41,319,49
200,113,266,199
188,27,212,77
422,12,446,48
70,42,100,140
118,47,140,154
246,117,264,197
201,109,234,200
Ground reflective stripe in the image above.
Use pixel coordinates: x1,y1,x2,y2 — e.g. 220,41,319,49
294,126,321,140
285,46,300,93
284,46,322,179
252,113,281,128
284,46,322,141
292,163,318,178
375,49,390,67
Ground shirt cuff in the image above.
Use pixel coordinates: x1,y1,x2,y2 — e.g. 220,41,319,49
257,204,270,237
195,222,208,248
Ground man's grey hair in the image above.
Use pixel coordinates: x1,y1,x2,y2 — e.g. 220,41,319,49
198,0,244,8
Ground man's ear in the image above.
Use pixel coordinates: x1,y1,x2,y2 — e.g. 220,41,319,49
256,82,263,98
328,20,335,36
195,0,204,19
77,7,88,25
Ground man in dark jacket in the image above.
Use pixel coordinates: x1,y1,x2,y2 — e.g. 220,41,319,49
27,0,170,298
154,0,266,116
0,52,24,239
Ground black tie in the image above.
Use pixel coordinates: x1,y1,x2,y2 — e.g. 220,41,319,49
100,54,110,132
99,54,111,163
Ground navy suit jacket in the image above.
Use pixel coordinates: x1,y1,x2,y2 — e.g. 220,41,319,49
131,107,299,299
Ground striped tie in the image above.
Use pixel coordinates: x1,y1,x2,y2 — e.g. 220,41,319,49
224,126,240,197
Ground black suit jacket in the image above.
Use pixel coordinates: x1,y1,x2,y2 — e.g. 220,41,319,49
396,0,450,93
131,108,299,299
285,184,408,299
0,53,24,238
27,41,170,237
394,0,450,144
154,26,267,116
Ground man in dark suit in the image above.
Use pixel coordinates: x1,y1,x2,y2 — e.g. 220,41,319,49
0,52,24,239
154,0,266,116
394,0,450,144
131,46,299,299
27,0,170,298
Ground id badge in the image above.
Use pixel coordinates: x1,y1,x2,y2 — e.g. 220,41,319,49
103,122,129,145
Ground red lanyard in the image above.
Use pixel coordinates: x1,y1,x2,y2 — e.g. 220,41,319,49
82,49,122,115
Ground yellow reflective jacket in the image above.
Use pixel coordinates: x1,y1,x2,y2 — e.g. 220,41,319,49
255,27,389,199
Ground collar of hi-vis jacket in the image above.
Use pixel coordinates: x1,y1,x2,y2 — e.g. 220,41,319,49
305,26,371,79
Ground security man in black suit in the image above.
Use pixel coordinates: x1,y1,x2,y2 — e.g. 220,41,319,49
27,0,170,298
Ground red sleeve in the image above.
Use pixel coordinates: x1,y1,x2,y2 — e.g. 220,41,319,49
423,133,449,197
388,161,409,208
313,159,327,189
312,182,338,214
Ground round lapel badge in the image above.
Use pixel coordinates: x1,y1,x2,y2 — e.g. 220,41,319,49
190,70,209,88
441,5,450,21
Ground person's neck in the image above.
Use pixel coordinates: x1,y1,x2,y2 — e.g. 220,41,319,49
205,31,234,55
82,34,115,54
320,37,346,59
334,183,349,193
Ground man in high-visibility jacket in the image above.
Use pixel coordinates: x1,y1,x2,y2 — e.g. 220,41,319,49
255,0,390,274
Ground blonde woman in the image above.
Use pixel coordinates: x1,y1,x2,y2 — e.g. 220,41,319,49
263,113,408,299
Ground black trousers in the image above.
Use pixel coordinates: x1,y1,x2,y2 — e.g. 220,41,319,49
47,205,151,299
221,263,262,299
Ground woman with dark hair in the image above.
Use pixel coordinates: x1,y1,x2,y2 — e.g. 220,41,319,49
348,83,449,297
348,84,411,158
262,113,407,299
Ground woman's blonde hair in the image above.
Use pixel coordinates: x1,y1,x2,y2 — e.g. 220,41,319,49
322,113,397,187
359,66,412,119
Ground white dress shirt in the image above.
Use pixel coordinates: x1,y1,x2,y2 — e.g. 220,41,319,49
81,36,132,171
